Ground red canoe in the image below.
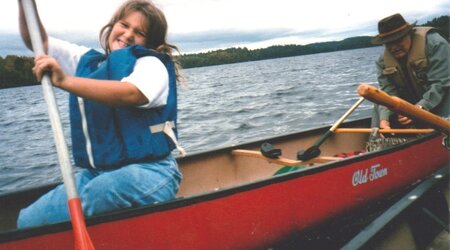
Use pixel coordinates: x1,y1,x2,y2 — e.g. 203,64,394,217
0,118,448,249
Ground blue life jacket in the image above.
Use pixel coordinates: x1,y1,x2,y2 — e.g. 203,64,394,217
70,45,178,169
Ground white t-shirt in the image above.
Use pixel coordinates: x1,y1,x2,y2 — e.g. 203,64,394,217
48,37,169,109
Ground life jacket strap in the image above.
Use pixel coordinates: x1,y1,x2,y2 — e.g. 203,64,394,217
150,121,186,157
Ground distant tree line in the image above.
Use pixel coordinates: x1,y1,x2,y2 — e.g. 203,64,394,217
0,56,37,89
177,15,449,68
426,15,449,40
0,15,447,89
177,36,377,68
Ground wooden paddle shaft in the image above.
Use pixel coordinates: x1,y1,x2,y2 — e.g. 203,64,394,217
358,84,450,134
22,2,95,249
311,97,365,148
330,97,365,131
21,0,78,199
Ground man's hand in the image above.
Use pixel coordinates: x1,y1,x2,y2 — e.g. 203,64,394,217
397,114,413,125
380,119,391,129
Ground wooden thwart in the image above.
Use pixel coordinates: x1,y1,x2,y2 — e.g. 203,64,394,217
231,149,342,166
334,128,434,134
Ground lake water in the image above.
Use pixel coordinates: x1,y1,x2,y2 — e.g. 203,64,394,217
0,46,383,194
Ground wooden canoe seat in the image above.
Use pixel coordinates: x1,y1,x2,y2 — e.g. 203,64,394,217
231,149,342,166
334,128,434,134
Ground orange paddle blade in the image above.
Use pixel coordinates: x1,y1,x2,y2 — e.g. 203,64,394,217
68,198,95,250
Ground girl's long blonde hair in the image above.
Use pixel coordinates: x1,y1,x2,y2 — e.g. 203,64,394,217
99,0,183,81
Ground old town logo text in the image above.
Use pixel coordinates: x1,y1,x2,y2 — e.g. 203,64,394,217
352,164,388,186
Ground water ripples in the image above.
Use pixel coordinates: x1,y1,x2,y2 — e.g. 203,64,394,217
0,47,383,193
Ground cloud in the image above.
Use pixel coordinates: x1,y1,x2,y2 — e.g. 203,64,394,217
0,33,33,57
170,29,293,52
0,0,447,56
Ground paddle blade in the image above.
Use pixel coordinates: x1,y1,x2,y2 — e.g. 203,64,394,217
297,146,321,161
68,198,95,250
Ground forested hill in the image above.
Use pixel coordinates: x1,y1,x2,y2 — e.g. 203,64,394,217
177,36,377,68
0,15,448,89
177,15,449,68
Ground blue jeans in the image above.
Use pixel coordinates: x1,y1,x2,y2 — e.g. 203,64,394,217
17,155,181,228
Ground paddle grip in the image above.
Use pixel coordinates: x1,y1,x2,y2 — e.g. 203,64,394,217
358,84,450,134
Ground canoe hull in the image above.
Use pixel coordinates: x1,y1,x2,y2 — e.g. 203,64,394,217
0,119,448,249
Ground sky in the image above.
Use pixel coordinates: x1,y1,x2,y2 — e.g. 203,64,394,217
0,0,449,56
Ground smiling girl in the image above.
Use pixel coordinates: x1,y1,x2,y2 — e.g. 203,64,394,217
17,0,184,228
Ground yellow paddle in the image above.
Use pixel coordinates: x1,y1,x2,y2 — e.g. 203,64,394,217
20,0,94,249
297,97,365,161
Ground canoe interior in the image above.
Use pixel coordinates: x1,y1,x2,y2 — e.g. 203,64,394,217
0,118,371,231
176,118,370,197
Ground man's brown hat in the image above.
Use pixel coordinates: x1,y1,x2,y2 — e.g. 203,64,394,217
371,13,414,45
